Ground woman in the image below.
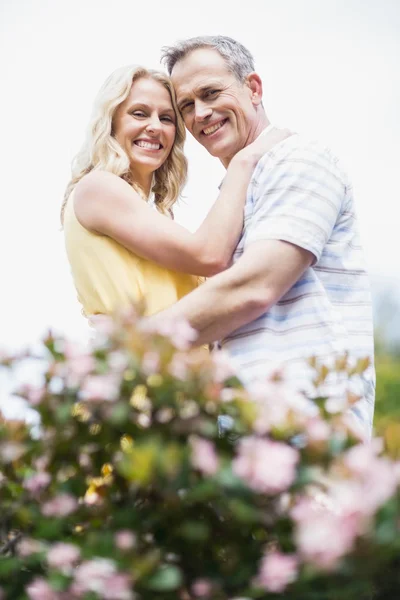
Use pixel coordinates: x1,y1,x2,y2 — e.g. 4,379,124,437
62,65,289,319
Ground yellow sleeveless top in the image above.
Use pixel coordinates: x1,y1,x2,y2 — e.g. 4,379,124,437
63,193,199,318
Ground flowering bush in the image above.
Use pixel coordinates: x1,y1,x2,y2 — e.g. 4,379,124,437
0,311,399,599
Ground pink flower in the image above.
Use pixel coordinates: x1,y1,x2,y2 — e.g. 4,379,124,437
295,509,357,570
220,388,236,402
168,353,188,380
212,350,235,382
72,559,115,595
0,441,25,462
169,319,198,350
342,459,397,517
34,455,50,471
257,550,298,592
292,496,358,570
115,530,136,551
328,481,368,522
63,341,96,387
306,418,330,443
26,578,58,600
18,384,45,406
83,487,103,506
47,542,80,571
233,437,298,494
79,374,120,402
102,574,133,600
339,442,399,516
24,471,51,494
290,495,321,522
17,538,43,557
249,381,317,435
142,351,160,375
191,578,212,597
343,440,382,477
72,559,133,599
79,452,92,469
108,350,129,374
88,314,115,336
190,436,219,476
147,317,198,350
42,494,78,517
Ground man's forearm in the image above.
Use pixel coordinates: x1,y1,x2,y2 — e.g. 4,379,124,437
150,269,268,346
148,239,313,346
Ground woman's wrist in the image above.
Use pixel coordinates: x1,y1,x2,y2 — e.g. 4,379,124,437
230,149,259,169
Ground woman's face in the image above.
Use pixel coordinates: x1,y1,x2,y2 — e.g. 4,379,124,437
113,77,177,179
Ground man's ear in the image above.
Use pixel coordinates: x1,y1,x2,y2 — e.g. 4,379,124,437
245,72,263,106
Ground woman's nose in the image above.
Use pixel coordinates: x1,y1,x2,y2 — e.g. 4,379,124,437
146,116,161,133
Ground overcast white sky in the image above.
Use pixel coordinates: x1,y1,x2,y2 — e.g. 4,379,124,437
1,0,399,351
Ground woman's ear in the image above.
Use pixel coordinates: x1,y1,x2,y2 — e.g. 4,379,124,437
246,72,263,106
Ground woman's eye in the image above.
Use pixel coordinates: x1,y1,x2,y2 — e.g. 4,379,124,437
132,111,146,118
161,115,174,123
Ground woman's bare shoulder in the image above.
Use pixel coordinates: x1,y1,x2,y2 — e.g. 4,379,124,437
75,170,129,199
74,172,134,230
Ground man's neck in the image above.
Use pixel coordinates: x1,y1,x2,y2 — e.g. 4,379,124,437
251,117,271,143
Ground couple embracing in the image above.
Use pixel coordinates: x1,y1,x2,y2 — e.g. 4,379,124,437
63,35,375,438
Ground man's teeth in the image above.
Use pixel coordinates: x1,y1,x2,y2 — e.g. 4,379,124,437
203,121,225,136
135,141,161,150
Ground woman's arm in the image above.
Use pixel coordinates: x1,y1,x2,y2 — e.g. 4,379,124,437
74,128,292,277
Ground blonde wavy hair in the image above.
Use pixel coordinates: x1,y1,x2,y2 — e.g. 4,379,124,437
61,65,187,223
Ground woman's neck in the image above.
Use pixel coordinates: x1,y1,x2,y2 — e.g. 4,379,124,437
130,169,153,199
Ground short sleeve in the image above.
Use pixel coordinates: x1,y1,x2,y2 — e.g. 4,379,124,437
245,141,347,263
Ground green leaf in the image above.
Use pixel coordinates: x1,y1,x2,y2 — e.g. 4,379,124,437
178,520,210,541
216,465,247,490
48,571,71,591
228,498,259,524
56,402,74,424
0,557,20,576
145,564,183,591
117,442,158,485
110,402,130,425
185,479,216,502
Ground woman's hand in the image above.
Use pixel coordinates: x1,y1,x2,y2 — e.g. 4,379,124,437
235,126,294,167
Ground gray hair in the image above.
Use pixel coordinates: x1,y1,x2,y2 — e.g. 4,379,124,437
161,35,255,82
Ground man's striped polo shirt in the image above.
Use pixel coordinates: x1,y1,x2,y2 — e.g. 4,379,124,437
221,132,375,436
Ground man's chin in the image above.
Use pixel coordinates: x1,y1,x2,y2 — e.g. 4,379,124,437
199,137,232,160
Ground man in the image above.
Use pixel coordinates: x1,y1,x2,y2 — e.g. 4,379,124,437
158,35,375,436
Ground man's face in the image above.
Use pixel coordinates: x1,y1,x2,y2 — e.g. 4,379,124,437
171,48,261,166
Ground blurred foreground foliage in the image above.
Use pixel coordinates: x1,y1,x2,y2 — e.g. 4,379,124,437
0,311,398,599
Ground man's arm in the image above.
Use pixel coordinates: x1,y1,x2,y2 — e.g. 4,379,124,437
149,239,314,346
150,139,342,345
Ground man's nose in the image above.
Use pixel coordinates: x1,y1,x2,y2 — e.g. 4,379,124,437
194,100,212,122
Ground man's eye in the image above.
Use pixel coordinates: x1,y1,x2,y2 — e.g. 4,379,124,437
181,102,193,113
206,90,219,98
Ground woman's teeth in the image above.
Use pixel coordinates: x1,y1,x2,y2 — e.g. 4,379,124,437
135,141,161,149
